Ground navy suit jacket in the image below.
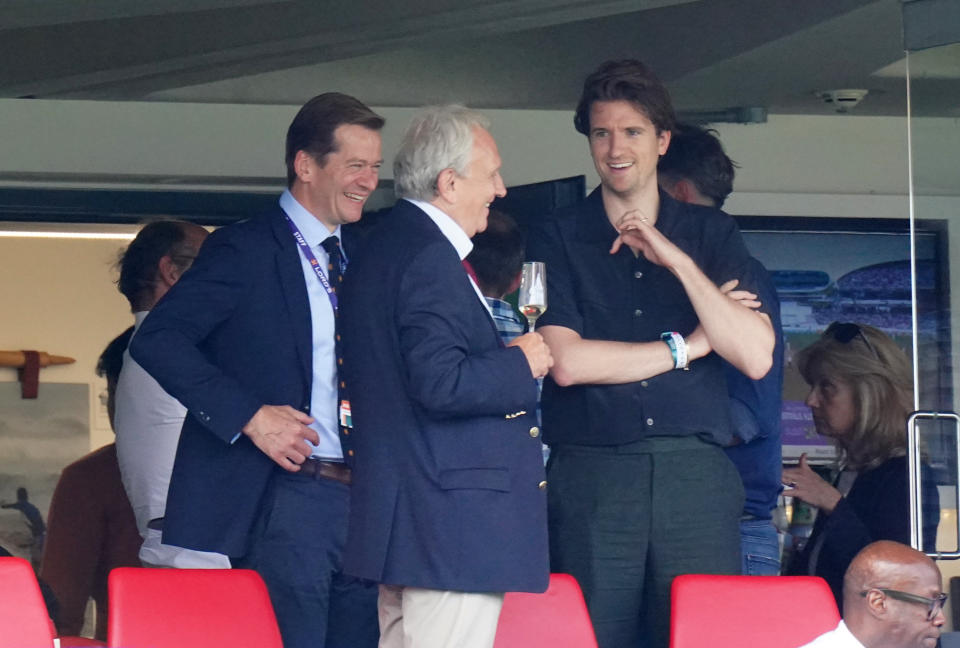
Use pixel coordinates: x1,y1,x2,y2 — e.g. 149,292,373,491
340,200,549,593
130,207,353,558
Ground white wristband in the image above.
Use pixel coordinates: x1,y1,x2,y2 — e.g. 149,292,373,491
660,331,689,370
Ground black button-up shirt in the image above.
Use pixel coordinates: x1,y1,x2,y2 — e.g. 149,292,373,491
528,188,767,447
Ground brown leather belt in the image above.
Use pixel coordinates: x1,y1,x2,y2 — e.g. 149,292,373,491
299,457,352,486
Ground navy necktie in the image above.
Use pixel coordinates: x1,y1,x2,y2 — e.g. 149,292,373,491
320,235,344,295
320,236,353,462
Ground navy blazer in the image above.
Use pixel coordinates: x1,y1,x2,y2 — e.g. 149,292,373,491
340,200,549,593
130,207,353,558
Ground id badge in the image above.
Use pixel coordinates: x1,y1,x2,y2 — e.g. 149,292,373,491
339,399,353,428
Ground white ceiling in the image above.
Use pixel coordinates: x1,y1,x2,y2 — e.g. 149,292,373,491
1,0,957,118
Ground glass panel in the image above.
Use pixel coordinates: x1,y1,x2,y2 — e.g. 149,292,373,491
906,41,960,557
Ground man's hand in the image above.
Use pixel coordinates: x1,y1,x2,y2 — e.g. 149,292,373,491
720,278,762,310
508,332,554,379
242,405,320,472
782,453,843,514
609,209,688,271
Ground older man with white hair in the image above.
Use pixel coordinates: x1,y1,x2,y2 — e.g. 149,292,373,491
340,105,553,648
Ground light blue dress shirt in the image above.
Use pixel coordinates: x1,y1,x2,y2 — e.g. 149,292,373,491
280,190,344,460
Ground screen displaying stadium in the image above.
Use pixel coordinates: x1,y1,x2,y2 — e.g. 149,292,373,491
737,217,950,467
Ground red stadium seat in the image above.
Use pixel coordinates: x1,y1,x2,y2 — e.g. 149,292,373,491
670,574,840,648
0,556,56,647
494,573,598,648
107,568,282,648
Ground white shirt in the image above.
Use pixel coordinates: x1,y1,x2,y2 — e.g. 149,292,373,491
114,312,230,568
405,198,492,316
280,190,344,460
798,621,866,648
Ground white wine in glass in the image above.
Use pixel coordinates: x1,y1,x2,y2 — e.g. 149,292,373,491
518,261,547,331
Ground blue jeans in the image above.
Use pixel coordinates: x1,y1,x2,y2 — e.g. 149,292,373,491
740,518,781,576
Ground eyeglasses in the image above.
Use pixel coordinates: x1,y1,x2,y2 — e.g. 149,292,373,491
825,321,879,360
860,588,948,621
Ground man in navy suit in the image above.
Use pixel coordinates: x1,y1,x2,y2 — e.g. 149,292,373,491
340,105,553,648
130,93,383,648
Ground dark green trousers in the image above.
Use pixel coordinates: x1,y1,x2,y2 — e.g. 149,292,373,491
547,436,743,648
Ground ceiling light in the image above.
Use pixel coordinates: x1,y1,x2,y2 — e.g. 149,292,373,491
0,230,136,240
0,222,139,240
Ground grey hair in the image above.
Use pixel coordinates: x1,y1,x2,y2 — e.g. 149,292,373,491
393,105,491,201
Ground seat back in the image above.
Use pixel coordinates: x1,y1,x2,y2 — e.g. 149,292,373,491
0,556,55,648
670,574,840,648
107,568,283,648
494,573,598,648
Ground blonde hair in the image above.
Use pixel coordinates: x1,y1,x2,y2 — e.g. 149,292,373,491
796,323,913,470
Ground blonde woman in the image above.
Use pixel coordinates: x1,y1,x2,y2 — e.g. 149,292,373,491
783,322,939,608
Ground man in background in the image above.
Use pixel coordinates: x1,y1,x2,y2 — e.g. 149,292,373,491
466,209,549,464
41,330,141,640
113,220,228,569
464,209,525,343
798,541,944,648
659,122,785,575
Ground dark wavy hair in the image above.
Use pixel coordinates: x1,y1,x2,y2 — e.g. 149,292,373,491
466,210,525,298
574,59,676,137
658,122,738,208
117,220,201,312
96,326,135,383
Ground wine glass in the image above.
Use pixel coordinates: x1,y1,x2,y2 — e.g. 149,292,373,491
518,262,547,331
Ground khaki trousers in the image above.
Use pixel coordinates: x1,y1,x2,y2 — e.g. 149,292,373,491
377,584,504,648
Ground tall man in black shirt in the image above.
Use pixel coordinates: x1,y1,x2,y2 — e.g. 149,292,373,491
527,60,775,648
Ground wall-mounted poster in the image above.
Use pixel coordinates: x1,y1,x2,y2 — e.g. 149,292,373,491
738,217,951,471
0,382,89,567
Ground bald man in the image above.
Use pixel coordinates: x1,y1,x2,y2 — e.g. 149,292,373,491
799,540,945,648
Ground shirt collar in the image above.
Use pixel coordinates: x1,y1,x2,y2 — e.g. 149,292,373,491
405,198,473,260
835,621,865,647
132,310,149,332
280,189,342,247
579,186,684,244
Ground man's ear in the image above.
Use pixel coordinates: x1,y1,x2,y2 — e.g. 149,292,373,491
658,128,672,156
293,150,315,184
506,272,522,296
673,178,696,204
435,167,458,204
157,254,180,288
864,589,889,620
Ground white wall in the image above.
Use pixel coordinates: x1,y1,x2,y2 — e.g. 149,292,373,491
0,235,133,449
2,98,958,193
